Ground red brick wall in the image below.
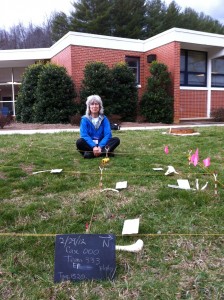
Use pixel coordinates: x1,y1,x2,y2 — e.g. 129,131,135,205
179,90,207,118
211,91,224,111
51,46,73,75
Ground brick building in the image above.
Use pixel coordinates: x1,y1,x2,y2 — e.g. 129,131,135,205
1,27,224,123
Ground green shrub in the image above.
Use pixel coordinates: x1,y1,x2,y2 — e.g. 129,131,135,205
33,63,77,123
16,63,77,124
79,62,112,114
110,62,138,121
80,61,138,121
140,61,173,123
16,64,44,122
141,90,173,123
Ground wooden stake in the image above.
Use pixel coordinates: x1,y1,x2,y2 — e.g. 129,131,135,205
213,171,218,196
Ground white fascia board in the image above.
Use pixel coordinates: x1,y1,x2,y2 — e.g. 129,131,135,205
0,48,51,62
143,28,224,51
208,49,224,59
143,28,179,51
50,31,144,56
51,29,224,56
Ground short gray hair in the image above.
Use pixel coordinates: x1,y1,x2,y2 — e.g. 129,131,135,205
85,95,104,116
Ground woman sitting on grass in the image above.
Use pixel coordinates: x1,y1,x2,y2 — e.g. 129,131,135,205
76,95,120,159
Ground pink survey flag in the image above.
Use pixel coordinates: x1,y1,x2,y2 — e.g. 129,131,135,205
164,145,169,154
190,148,199,166
203,157,210,167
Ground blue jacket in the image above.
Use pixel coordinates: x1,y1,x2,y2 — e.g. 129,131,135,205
80,115,112,148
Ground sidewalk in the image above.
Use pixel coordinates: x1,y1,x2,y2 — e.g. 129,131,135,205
1,122,224,135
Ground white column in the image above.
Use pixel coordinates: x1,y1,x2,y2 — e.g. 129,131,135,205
11,68,16,116
207,58,212,118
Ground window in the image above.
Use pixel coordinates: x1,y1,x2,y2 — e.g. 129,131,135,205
125,56,140,84
0,67,23,116
211,57,224,87
180,50,207,87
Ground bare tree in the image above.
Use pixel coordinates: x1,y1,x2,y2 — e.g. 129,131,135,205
0,16,53,50
0,29,10,49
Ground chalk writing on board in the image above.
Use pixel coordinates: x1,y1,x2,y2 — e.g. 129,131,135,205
54,234,116,282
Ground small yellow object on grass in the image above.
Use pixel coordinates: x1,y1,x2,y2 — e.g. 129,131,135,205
101,157,110,165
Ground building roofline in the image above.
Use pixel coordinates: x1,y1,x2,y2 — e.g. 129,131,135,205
0,28,224,64
49,31,144,56
143,27,224,51
50,28,224,55
0,47,51,62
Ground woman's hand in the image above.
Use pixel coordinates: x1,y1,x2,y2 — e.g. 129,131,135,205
93,146,102,157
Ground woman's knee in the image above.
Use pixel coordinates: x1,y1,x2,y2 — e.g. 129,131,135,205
76,138,83,149
114,137,120,146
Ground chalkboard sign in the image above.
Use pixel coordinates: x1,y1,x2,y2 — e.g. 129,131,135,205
54,234,116,282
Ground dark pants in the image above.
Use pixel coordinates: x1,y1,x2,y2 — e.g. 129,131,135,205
76,137,120,157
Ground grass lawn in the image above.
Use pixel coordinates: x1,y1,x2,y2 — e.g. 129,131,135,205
0,127,223,299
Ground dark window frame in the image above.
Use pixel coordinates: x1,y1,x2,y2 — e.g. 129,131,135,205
180,49,207,87
211,57,224,88
125,56,140,85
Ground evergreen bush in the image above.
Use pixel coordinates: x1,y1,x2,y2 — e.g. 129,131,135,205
110,62,138,121
16,63,77,123
140,61,173,123
33,63,77,123
80,61,138,121
16,64,44,122
79,62,112,115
